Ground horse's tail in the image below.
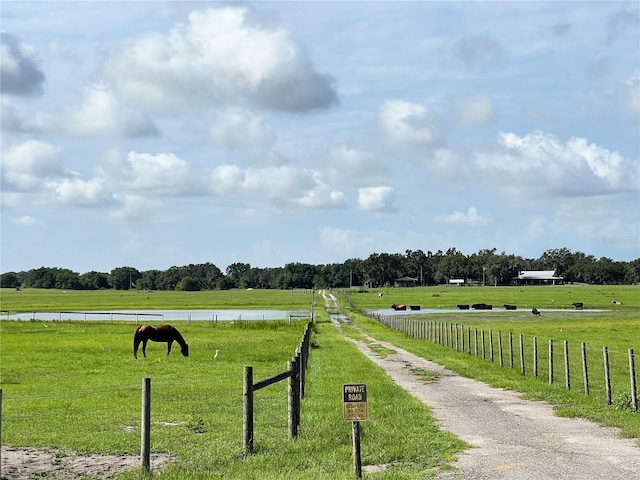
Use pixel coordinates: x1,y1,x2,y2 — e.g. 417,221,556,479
133,326,142,359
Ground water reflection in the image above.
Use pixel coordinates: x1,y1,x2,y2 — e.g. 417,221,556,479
2,309,311,322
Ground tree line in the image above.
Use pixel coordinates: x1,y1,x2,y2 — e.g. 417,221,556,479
1,248,639,291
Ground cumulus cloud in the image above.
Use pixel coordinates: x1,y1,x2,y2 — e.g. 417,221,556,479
475,130,638,197
2,85,159,137
100,7,338,113
49,177,115,207
434,207,493,226
100,151,191,195
208,164,345,209
378,100,443,146
209,109,275,148
357,185,396,213
0,32,46,96
326,145,388,187
1,140,64,191
448,92,498,127
453,34,504,69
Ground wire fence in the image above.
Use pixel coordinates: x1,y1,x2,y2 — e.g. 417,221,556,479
364,311,638,413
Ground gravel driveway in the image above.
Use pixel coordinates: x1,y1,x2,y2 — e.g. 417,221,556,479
350,334,640,479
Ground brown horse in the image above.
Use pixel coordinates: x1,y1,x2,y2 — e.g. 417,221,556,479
133,324,189,359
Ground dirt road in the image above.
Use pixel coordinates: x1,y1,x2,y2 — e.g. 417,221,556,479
322,292,640,479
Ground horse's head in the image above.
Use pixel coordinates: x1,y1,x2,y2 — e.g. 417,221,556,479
181,343,189,357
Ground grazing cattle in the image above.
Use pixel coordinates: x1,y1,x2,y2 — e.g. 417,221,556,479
410,305,421,311
504,304,517,310
457,304,470,310
532,308,541,316
391,304,407,311
611,300,623,305
378,292,384,298
572,302,584,310
472,303,493,310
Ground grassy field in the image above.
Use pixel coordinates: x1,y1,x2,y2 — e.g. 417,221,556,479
1,286,638,479
0,288,313,312
346,284,640,310
335,288,640,442
0,305,465,479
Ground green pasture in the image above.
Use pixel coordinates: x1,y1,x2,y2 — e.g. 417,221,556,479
335,295,640,442
0,313,465,479
348,284,640,310
0,288,313,313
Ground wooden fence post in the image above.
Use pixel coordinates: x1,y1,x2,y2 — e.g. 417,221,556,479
549,339,554,385
519,335,525,376
288,359,299,440
509,332,514,369
243,366,254,453
564,340,571,390
474,328,479,357
582,343,589,396
629,349,637,413
141,377,151,471
481,329,486,360
603,347,612,405
533,337,538,377
489,330,494,363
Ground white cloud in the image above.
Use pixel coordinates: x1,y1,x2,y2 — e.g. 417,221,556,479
475,131,638,197
448,92,498,127
326,145,388,187
14,215,37,226
209,109,275,148
0,32,45,96
435,207,493,226
101,150,191,195
1,140,64,191
296,184,347,209
378,100,443,146
208,164,345,209
49,177,114,207
110,194,162,222
357,185,396,213
100,7,338,113
2,86,159,137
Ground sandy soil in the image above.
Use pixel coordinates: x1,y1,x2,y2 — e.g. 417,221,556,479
1,446,175,479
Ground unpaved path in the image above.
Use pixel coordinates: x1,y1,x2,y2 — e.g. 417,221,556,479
322,292,640,479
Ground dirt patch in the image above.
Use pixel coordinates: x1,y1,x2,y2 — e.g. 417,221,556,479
1,447,175,480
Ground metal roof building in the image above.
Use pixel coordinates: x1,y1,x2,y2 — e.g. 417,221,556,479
514,270,563,285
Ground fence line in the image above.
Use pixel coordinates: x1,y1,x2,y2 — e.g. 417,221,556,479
243,319,313,454
362,310,638,412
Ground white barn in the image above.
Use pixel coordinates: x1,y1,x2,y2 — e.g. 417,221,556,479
514,270,563,285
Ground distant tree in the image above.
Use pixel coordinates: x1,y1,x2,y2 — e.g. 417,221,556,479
109,267,141,290
79,271,110,290
0,272,21,288
176,276,200,291
226,262,251,288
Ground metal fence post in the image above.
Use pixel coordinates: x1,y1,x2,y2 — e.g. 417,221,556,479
243,366,254,454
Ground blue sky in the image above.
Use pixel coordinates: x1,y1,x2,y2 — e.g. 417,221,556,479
1,1,639,275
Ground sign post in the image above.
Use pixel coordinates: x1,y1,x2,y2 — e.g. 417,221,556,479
343,384,368,478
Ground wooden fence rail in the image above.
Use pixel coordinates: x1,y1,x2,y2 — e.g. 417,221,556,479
243,319,313,454
363,311,638,413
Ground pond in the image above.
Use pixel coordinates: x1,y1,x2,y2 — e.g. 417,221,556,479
2,309,312,322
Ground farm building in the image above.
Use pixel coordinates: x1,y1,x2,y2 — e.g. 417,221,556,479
394,276,419,287
513,270,563,285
